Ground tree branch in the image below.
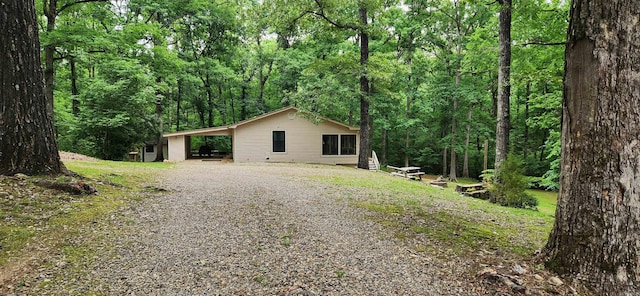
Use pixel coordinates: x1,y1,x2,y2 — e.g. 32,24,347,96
310,0,359,30
517,41,566,47
58,0,108,14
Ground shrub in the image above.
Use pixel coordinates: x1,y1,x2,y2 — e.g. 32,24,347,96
490,155,538,209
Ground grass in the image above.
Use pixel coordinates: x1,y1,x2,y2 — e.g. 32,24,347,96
528,189,558,217
0,160,171,273
314,171,558,259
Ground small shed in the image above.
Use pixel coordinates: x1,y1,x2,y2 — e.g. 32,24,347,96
140,138,168,162
163,106,360,165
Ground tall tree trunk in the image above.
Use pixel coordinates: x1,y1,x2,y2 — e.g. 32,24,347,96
218,83,226,124
70,56,80,115
0,0,64,175
462,108,472,178
442,147,448,177
356,7,371,170
404,51,413,167
523,82,530,160
381,127,387,165
176,81,182,131
240,85,248,121
154,78,164,162
543,1,640,294
204,74,214,127
494,0,512,170
228,84,235,123
449,63,462,181
44,0,58,120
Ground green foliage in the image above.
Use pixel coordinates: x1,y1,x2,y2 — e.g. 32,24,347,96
76,59,157,160
490,155,539,209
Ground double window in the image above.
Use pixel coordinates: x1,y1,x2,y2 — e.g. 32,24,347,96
272,131,286,152
322,134,356,156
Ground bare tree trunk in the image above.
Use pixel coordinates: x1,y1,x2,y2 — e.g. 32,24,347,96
449,63,462,181
228,83,235,123
543,1,640,294
176,81,182,131
154,78,164,162
0,0,64,175
494,0,512,170
404,52,413,167
442,147,448,177
43,0,58,121
380,127,387,165
70,56,80,115
523,82,530,160
462,108,472,178
356,7,371,170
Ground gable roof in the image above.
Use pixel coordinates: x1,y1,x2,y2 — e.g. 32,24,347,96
163,106,359,138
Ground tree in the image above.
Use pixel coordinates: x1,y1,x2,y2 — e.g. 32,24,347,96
494,0,511,170
0,0,65,175
41,0,109,119
543,0,640,294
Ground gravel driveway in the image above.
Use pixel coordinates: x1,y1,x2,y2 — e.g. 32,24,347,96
30,162,474,295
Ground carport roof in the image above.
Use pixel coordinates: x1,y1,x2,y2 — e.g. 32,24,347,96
163,106,359,138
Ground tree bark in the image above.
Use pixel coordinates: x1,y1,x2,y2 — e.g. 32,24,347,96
404,51,413,167
176,80,182,131
523,82,530,160
0,0,64,175
154,78,164,162
449,60,462,181
442,147,448,177
380,127,387,165
462,108,472,178
543,1,640,294
44,0,58,121
494,0,512,170
356,7,371,170
70,56,80,115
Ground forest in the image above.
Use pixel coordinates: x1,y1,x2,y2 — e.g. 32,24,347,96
39,0,568,188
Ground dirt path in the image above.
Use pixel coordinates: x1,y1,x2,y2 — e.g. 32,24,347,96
18,162,474,295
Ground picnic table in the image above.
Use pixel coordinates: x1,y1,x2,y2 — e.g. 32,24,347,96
388,165,425,180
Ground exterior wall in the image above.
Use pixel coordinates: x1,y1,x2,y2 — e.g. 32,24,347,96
142,144,168,162
233,111,358,165
167,136,186,162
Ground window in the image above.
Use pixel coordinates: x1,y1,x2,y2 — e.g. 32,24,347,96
340,135,356,155
272,131,285,152
145,144,154,153
322,135,339,155
323,134,356,156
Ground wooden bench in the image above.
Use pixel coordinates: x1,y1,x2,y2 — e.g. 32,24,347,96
406,171,425,180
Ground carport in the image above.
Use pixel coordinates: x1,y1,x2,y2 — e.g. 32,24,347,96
164,126,232,162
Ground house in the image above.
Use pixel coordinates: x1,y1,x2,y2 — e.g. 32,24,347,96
162,106,360,165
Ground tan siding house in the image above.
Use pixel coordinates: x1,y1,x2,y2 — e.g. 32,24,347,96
163,107,359,165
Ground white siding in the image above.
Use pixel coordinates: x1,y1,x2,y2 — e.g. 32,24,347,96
233,111,358,165
142,144,168,162
167,136,186,162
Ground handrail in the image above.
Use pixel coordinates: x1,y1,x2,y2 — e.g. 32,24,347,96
371,150,380,171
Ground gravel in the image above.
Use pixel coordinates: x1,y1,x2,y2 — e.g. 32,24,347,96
20,162,474,295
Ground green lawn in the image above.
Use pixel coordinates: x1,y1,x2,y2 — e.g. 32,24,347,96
528,189,558,217
314,170,558,258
